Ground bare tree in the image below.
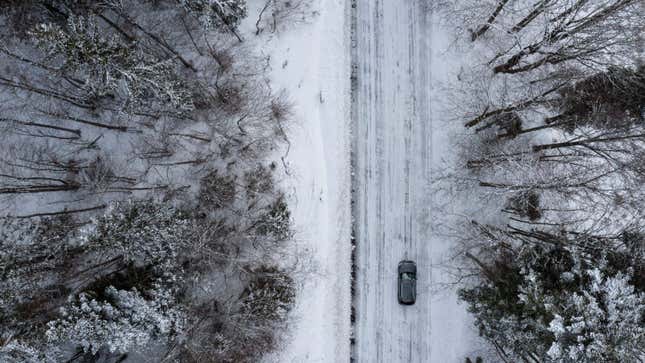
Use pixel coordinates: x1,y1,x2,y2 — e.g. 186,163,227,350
490,0,641,74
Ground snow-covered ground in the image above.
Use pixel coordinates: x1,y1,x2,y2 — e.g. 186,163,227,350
241,0,352,362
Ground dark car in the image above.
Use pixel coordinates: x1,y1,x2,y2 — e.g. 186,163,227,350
398,260,417,305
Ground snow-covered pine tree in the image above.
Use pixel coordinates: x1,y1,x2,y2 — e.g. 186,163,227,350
30,15,194,112
459,226,645,362
0,200,194,360
45,284,186,355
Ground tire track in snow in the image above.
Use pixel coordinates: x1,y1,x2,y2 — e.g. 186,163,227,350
353,0,433,362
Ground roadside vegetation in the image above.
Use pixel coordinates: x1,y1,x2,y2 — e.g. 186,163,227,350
436,1,644,361
0,1,308,361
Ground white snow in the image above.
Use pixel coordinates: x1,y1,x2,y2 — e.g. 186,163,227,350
240,0,352,362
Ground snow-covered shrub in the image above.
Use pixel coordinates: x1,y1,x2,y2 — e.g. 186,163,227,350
174,265,295,363
199,169,237,208
240,265,296,323
179,0,247,30
0,338,60,363
269,92,293,122
255,194,292,242
505,190,542,221
244,164,275,195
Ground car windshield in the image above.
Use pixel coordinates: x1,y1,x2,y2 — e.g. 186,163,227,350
401,272,415,280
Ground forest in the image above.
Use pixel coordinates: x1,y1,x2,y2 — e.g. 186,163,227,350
0,0,305,362
439,0,644,361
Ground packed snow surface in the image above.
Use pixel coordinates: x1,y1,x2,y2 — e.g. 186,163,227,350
353,0,481,362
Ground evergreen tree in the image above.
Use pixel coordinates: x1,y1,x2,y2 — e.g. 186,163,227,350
0,200,194,360
45,284,185,355
552,65,645,130
30,15,194,112
459,226,645,362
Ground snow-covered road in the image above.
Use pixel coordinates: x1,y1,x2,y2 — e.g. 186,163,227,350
352,0,483,360
352,0,434,362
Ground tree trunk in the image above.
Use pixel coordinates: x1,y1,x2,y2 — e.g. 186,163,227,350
510,0,551,33
12,204,106,219
466,82,564,128
493,0,635,74
0,183,80,194
471,0,513,41
42,111,129,132
464,252,497,282
497,118,573,138
112,10,198,72
0,117,81,137
0,77,92,110
532,133,645,151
